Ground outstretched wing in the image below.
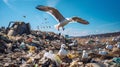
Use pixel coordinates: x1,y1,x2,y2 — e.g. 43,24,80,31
36,5,65,22
71,17,89,24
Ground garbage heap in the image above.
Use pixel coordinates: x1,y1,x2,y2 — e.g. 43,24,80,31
0,21,73,67
0,22,120,67
7,21,31,36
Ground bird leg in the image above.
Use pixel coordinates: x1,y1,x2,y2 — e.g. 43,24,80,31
62,27,65,31
58,28,60,31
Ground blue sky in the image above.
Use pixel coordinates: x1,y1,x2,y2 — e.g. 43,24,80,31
0,0,120,36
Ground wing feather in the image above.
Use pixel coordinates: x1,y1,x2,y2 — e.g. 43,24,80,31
72,17,89,24
36,5,65,22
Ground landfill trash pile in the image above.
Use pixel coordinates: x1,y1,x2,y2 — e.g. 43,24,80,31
0,22,120,67
7,21,31,36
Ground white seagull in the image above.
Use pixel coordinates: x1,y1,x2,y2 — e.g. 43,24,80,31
36,5,89,30
82,50,88,58
117,42,120,48
58,44,68,57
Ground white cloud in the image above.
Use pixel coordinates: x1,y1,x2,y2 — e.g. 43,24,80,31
3,0,16,10
3,0,9,5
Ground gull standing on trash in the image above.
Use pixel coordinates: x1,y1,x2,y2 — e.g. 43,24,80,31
82,50,88,59
58,44,68,58
36,5,89,30
117,42,120,48
81,50,89,67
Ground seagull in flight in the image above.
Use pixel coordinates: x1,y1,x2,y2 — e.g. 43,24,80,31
36,5,89,31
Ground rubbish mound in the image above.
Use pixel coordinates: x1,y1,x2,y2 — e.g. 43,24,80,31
0,22,120,67
7,21,31,36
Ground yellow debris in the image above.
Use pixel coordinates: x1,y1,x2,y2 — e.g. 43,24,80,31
67,53,79,59
69,61,78,67
54,54,62,66
28,46,36,53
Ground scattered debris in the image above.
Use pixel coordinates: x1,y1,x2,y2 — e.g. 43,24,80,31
0,22,120,67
